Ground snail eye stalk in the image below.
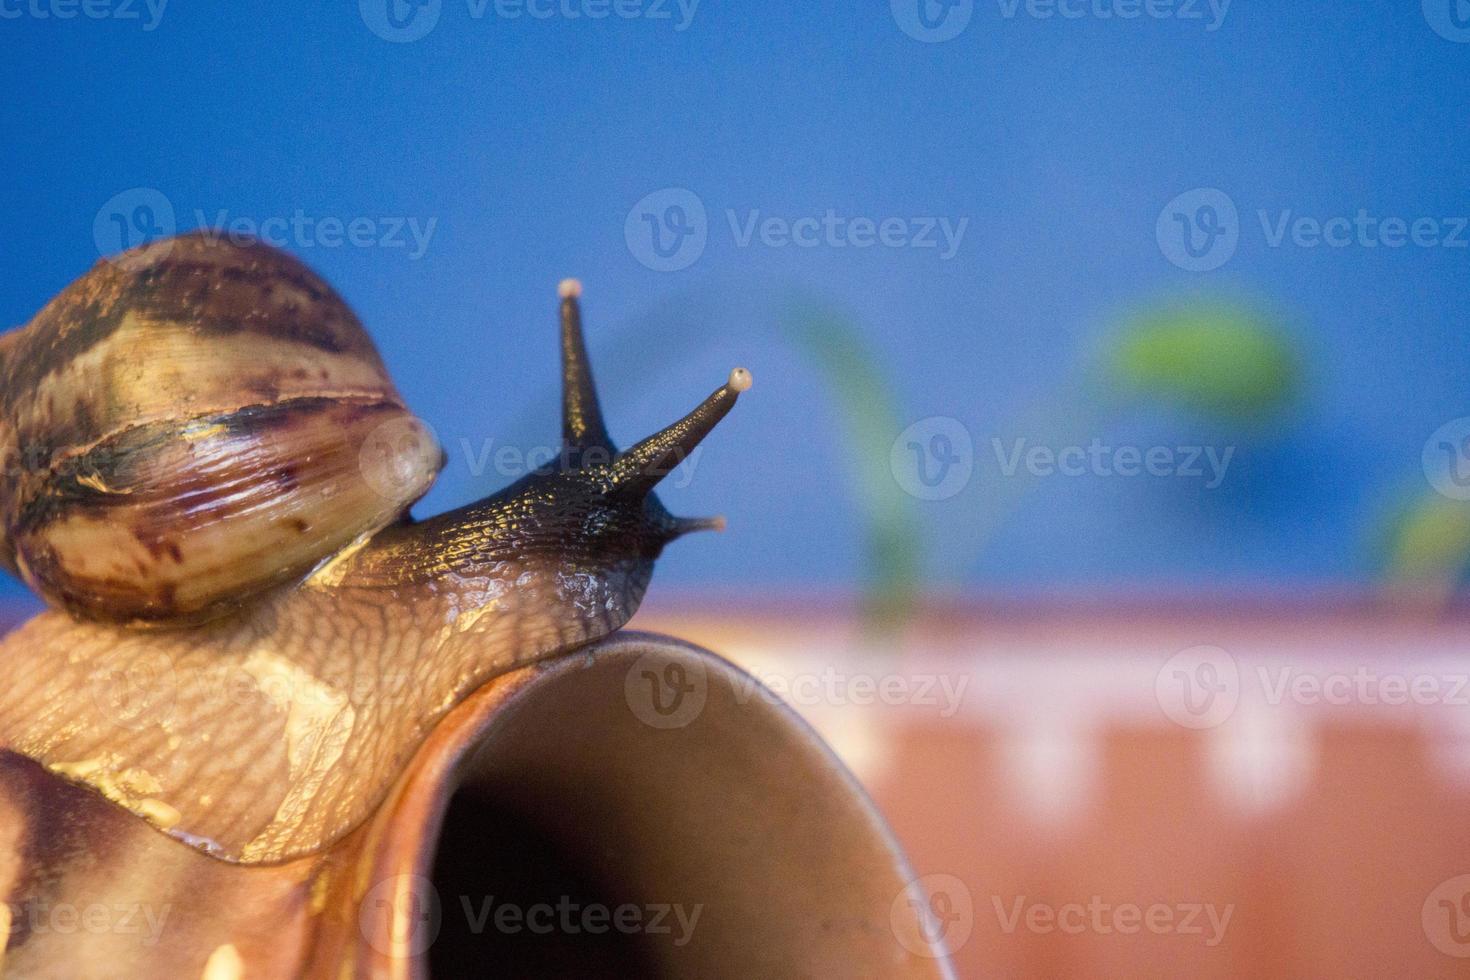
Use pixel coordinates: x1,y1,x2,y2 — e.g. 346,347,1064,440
610,369,750,497
558,278,613,452
554,280,749,535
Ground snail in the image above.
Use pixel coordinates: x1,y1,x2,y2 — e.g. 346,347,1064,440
0,234,948,980
0,232,752,863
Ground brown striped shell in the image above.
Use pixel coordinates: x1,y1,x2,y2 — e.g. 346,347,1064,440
0,233,442,626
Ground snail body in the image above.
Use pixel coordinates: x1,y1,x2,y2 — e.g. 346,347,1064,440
0,235,749,862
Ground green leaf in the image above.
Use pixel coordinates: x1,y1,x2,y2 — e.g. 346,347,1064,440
1379,493,1470,586
784,300,921,629
1107,303,1300,421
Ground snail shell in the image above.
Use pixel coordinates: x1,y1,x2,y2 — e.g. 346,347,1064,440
0,234,442,626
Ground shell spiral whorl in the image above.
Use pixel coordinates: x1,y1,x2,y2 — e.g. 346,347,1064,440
0,233,440,625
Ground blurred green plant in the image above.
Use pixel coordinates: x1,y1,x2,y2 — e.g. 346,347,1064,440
940,299,1303,575
785,295,1307,628
783,301,921,629
1104,303,1300,422
1377,493,1470,594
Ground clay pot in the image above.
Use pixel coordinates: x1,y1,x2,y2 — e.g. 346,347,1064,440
0,632,950,978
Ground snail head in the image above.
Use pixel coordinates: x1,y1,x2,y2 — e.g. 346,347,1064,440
338,278,751,591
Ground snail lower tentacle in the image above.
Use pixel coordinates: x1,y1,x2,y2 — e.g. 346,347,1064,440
0,241,748,863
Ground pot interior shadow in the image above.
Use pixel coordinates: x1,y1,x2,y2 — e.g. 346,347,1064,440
409,635,946,979
429,787,656,979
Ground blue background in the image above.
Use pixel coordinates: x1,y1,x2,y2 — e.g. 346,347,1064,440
1,0,1467,611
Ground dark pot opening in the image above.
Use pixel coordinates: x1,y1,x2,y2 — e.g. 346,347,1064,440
401,633,943,979
428,788,657,978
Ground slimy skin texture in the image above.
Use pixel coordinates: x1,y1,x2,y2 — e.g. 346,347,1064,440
0,240,746,863
0,540,646,862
